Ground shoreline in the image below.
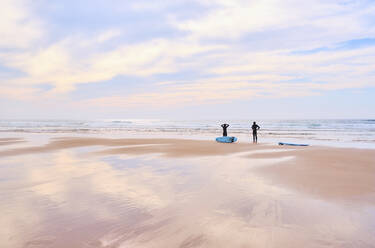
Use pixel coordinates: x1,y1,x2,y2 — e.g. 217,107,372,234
2,135,375,156
1,118,374,150
1,131,375,149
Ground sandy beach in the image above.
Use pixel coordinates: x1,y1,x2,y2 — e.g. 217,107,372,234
1,135,375,247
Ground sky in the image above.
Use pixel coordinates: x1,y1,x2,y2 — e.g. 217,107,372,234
0,0,374,119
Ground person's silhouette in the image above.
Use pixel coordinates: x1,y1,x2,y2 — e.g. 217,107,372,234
251,122,260,143
221,124,229,137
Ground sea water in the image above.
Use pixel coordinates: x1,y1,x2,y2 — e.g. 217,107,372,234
0,119,374,148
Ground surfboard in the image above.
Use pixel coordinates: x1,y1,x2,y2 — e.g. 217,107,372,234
216,136,237,143
278,142,309,146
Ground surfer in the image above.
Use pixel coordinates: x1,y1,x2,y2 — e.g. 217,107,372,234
251,122,260,143
221,123,229,137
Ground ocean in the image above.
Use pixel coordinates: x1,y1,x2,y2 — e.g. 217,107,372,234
0,119,374,148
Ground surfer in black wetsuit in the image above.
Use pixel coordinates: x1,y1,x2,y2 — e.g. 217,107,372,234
221,124,229,137
251,122,260,143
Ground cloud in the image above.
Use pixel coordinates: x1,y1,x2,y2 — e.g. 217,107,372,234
77,42,375,109
0,0,374,114
175,0,375,48
1,33,225,94
96,29,122,43
0,0,43,49
78,80,317,109
0,85,41,100
175,0,286,39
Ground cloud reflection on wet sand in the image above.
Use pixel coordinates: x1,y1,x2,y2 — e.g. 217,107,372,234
0,143,375,247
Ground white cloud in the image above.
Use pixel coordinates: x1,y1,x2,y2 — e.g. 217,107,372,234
0,0,374,112
96,29,122,43
0,0,43,49
78,42,375,109
176,0,285,39
1,35,225,94
175,0,375,48
0,85,41,100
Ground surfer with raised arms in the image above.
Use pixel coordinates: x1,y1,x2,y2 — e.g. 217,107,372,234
251,121,260,143
221,123,229,137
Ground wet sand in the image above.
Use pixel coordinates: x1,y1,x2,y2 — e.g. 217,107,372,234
0,136,375,247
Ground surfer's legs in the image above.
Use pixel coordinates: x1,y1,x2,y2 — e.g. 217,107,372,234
223,130,227,136
252,132,257,143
